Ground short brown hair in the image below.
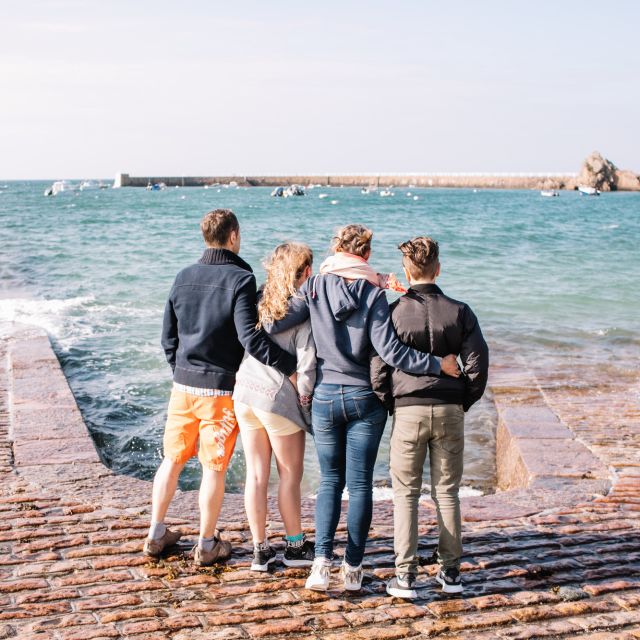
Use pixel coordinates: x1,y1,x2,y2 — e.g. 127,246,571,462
332,224,373,258
399,236,440,280
200,209,239,246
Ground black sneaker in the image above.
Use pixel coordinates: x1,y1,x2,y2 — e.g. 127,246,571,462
283,537,315,567
435,566,463,594
386,574,418,599
251,545,276,572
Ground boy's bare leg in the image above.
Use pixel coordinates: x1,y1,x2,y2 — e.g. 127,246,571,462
199,466,227,539
151,457,186,525
144,457,187,555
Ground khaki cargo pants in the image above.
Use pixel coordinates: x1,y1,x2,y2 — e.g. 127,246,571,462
390,404,464,575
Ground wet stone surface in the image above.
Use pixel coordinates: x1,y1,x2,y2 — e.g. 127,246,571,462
1,329,639,639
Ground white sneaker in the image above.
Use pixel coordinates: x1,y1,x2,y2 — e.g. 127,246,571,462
340,561,363,591
305,557,332,591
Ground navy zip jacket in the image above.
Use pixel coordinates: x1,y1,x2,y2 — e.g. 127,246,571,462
265,274,442,386
161,248,296,390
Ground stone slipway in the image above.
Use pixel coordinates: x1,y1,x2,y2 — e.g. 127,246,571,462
1,324,639,640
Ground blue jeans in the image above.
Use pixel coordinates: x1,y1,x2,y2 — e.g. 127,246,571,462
312,383,387,566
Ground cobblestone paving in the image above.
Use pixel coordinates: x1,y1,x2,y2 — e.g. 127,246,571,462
1,339,639,639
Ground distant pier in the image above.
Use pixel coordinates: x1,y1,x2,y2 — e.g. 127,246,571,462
113,172,579,190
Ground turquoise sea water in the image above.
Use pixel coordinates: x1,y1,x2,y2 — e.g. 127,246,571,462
1,182,638,494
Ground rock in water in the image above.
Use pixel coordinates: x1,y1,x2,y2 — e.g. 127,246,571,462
615,169,640,191
577,151,640,191
577,151,617,191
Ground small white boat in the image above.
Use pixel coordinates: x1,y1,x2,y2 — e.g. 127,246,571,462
540,190,559,197
379,189,394,197
79,180,101,191
318,193,329,199
45,180,76,196
271,187,284,197
578,185,600,196
283,185,305,197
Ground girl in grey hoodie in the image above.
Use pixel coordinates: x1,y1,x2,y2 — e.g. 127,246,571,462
233,243,316,571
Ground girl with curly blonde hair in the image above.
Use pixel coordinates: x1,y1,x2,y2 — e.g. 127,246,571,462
233,242,316,571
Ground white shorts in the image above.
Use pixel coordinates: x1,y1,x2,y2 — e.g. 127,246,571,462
234,401,302,437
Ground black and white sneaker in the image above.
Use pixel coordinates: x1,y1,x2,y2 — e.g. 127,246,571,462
386,574,418,599
251,544,276,572
283,537,315,567
435,566,463,594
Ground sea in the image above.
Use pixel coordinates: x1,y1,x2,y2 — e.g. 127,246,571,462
1,181,638,497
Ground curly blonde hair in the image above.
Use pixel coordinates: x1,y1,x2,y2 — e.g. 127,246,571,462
257,242,313,328
332,224,373,258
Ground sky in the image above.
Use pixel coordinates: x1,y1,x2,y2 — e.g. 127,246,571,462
1,0,639,179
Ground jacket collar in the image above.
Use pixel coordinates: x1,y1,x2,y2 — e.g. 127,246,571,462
409,283,442,295
198,248,253,273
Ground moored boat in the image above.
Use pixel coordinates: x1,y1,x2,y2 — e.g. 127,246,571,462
578,185,600,196
44,180,76,196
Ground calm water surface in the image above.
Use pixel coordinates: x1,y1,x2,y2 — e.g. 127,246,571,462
1,182,638,495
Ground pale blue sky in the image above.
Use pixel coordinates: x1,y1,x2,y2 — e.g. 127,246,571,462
1,0,639,178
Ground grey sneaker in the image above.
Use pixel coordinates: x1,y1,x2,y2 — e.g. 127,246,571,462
386,574,418,599
283,536,315,568
193,534,232,566
143,527,181,557
251,544,277,571
340,561,363,591
435,566,463,594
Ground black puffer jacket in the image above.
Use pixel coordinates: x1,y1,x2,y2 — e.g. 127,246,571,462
370,283,489,412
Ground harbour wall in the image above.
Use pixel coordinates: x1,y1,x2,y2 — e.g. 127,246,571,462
114,172,579,190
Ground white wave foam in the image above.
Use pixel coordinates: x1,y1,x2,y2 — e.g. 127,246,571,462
0,295,95,345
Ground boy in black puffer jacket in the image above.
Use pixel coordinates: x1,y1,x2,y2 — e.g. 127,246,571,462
371,236,489,598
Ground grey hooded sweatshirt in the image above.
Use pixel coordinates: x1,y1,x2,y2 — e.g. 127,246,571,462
266,274,442,386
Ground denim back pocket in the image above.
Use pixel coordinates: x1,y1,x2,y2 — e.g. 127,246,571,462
312,397,334,429
352,391,386,423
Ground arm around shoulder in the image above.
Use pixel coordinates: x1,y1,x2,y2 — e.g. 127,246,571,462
234,275,296,376
263,282,310,335
368,292,442,376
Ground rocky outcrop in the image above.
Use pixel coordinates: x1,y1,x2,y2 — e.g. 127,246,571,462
577,151,640,191
577,151,618,191
615,168,640,191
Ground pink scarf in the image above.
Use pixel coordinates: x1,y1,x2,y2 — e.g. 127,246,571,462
319,252,408,291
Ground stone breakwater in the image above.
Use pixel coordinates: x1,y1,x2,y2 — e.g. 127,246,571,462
113,152,640,191
114,172,580,191
1,324,639,639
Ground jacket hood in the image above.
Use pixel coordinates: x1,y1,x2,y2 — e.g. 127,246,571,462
316,274,370,321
